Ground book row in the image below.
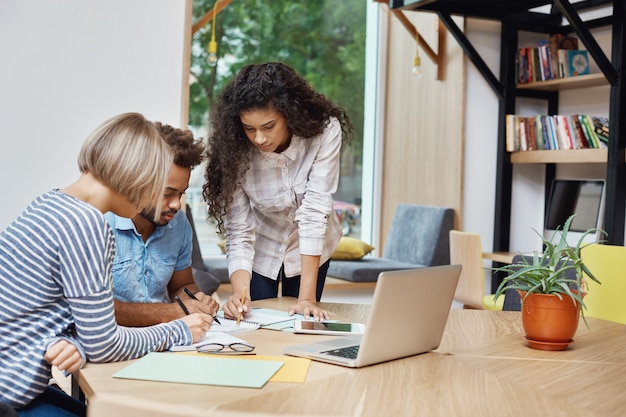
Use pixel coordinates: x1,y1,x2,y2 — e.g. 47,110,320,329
506,114,609,152
517,34,590,84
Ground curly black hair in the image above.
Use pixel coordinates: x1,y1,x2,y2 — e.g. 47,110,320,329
202,62,353,234
155,122,204,168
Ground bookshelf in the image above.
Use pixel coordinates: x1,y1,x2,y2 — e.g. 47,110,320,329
510,148,607,164
392,0,626,253
516,72,607,91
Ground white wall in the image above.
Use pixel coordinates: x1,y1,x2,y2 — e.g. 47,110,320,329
0,0,189,230
463,18,501,253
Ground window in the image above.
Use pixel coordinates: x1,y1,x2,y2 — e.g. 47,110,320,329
188,0,375,259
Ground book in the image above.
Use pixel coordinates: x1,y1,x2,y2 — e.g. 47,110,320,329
549,34,579,79
548,35,560,79
527,116,538,150
516,48,527,83
517,48,528,83
579,115,600,148
539,115,552,149
568,50,590,76
207,308,298,334
535,115,545,150
538,40,552,81
553,115,567,149
551,33,579,51
560,115,574,149
518,117,528,150
524,47,535,83
566,116,582,149
506,114,517,151
547,115,559,150
571,115,590,148
557,49,569,77
208,316,260,334
591,116,609,144
531,47,541,82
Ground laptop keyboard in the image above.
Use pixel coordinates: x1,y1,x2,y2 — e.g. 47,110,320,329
321,345,360,359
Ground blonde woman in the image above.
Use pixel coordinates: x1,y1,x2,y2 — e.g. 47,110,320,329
0,113,213,416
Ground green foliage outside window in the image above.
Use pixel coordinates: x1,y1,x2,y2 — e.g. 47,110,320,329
189,0,367,165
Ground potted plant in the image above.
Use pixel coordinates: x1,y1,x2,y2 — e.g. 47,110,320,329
493,214,606,351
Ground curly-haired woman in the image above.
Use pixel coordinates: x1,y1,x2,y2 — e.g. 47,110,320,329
203,62,353,321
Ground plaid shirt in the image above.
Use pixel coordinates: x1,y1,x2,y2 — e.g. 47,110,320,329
224,117,343,279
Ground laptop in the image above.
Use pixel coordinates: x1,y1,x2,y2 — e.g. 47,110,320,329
283,264,461,368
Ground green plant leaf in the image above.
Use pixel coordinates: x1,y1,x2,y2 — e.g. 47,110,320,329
491,214,606,328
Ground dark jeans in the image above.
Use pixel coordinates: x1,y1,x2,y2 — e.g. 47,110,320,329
250,260,330,301
16,386,86,417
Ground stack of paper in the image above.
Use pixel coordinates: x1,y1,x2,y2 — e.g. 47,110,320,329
113,352,285,388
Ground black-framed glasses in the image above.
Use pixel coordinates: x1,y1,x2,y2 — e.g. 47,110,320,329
197,342,255,354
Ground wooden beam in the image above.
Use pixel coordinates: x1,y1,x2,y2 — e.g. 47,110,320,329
376,0,446,80
192,0,233,35
390,8,438,63
437,18,446,80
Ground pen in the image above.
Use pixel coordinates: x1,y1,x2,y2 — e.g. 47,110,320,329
237,286,247,326
183,287,221,325
174,295,190,315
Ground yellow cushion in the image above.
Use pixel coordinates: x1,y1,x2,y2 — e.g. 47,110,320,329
482,294,504,311
331,237,374,261
217,239,226,254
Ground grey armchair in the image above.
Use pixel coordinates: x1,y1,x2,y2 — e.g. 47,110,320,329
185,205,222,295
327,204,454,282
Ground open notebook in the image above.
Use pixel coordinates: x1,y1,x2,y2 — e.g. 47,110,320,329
212,308,297,332
209,316,260,334
284,265,461,368
172,308,300,351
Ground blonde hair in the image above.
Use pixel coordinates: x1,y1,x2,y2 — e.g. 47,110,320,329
78,112,172,212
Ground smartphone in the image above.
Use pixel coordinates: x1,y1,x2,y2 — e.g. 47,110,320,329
293,320,365,335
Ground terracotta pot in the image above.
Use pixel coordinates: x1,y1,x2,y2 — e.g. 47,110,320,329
518,290,581,350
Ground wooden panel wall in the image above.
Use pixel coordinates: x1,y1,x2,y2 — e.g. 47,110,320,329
378,8,465,249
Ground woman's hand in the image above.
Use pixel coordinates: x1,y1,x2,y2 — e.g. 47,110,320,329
289,299,330,321
222,291,250,319
180,313,213,343
44,339,83,374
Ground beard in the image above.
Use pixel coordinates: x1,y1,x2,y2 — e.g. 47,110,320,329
140,208,177,226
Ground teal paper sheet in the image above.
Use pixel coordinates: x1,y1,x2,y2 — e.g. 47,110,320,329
113,352,284,389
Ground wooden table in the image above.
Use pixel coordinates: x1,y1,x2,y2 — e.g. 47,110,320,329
78,297,626,417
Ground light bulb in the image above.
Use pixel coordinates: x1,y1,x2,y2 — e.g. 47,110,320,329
412,55,422,78
208,40,218,66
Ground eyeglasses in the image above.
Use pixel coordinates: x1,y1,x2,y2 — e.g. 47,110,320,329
197,342,255,355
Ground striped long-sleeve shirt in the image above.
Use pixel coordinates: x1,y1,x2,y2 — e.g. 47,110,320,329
0,191,192,408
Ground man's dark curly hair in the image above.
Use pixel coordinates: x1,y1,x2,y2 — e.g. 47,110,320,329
202,62,353,234
155,122,204,168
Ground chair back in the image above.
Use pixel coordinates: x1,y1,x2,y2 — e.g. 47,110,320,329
581,244,626,324
382,204,453,266
185,204,207,272
184,204,221,295
449,230,486,309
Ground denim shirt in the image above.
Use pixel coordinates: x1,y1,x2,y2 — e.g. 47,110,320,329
104,210,193,303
